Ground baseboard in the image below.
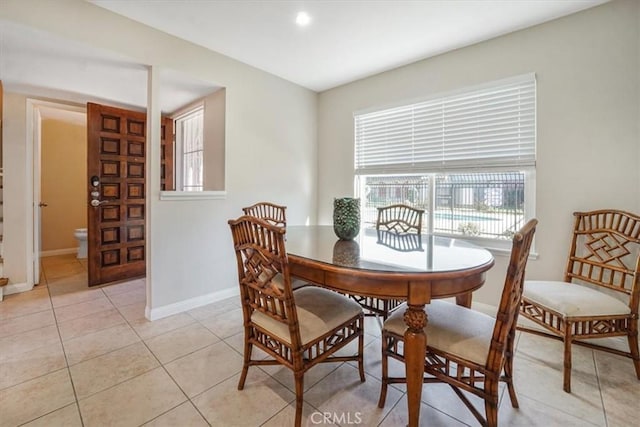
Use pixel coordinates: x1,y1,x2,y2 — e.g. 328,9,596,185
3,282,34,296
41,248,77,257
145,287,239,321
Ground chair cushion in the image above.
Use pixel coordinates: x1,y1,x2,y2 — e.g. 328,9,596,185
523,281,630,317
383,301,494,366
251,287,363,345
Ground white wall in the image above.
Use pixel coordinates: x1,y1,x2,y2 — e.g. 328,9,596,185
2,93,28,284
317,0,640,305
1,0,318,313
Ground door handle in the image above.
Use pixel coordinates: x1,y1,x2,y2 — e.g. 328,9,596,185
38,202,48,207
90,199,114,207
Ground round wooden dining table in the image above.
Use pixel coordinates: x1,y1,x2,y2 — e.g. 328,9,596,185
285,226,495,427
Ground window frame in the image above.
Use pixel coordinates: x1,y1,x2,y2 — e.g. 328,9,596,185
353,74,537,255
173,103,205,192
355,170,535,254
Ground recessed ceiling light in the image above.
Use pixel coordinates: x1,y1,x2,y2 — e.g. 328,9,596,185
295,11,311,27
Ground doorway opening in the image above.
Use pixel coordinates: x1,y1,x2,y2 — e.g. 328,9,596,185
27,99,88,289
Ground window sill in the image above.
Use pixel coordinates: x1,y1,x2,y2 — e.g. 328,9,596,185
160,191,227,201
436,233,538,260
485,246,539,260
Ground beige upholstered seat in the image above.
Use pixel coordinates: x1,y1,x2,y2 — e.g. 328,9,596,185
229,216,365,427
252,287,363,345
384,300,494,366
379,219,538,427
519,210,640,393
524,281,630,317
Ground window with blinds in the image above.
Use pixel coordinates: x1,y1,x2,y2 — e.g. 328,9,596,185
175,105,204,191
354,74,536,250
354,73,536,175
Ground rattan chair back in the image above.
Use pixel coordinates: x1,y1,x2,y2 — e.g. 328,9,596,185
565,210,640,302
242,202,287,227
376,204,424,234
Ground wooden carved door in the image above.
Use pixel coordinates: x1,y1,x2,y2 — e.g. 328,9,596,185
87,103,148,286
87,103,174,286
161,117,174,191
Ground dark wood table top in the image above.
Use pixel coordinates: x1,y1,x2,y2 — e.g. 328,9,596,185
285,225,494,276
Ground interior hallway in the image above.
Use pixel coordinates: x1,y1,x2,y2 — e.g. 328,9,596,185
0,254,638,426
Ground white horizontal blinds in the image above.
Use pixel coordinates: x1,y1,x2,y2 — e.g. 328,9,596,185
355,74,536,175
178,107,204,191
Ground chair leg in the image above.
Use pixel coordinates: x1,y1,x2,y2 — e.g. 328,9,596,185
382,300,389,321
503,331,519,408
563,326,573,393
484,379,499,427
378,332,389,408
238,330,251,390
358,323,366,382
294,372,304,427
628,329,640,379
504,352,519,408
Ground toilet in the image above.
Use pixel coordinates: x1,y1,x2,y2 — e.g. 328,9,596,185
74,228,88,259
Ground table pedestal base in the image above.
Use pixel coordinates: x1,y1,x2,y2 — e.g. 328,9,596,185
404,305,428,427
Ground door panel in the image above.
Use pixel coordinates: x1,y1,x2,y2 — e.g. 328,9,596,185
161,117,174,191
87,103,147,286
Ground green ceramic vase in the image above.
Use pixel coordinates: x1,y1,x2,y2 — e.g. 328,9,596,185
332,239,360,266
333,197,361,240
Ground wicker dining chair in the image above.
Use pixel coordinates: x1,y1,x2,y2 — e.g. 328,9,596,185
229,216,365,427
242,202,287,227
241,202,309,290
519,209,640,392
378,219,537,427
349,204,425,320
376,203,424,235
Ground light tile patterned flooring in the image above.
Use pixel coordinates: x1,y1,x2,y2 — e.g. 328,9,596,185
0,254,638,426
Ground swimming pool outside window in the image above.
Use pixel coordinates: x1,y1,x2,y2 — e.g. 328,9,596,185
358,172,530,244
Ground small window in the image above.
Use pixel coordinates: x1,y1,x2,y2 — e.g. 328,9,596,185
174,105,204,191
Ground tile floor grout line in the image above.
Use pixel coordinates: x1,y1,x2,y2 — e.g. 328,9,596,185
422,392,476,427
49,290,109,310
144,332,224,366
45,270,154,424
0,312,56,340
66,301,196,426
508,347,606,427
593,351,610,427
64,342,156,400
115,301,215,426
376,394,401,427
15,401,81,427
133,401,207,427
60,320,136,357
47,282,87,427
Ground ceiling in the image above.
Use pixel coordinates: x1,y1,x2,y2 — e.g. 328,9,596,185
0,0,607,120
91,0,608,92
0,20,219,115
